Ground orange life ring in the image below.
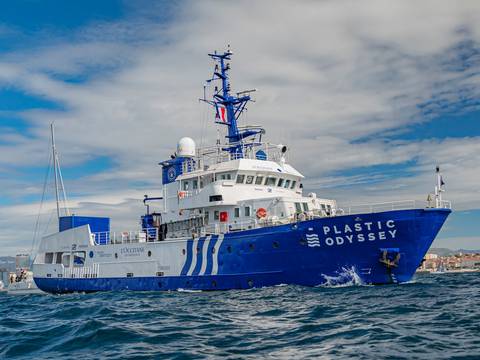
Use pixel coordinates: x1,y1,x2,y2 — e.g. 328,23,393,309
256,208,267,219
178,191,187,199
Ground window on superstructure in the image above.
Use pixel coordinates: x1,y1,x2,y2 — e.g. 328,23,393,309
73,252,86,267
214,211,220,221
302,203,309,212
295,203,302,213
182,181,189,191
192,179,198,189
234,208,240,218
284,179,291,188
209,195,223,202
55,252,63,264
277,178,284,187
265,177,277,186
291,180,297,189
62,254,70,268
255,176,264,185
45,252,54,264
236,174,245,184
244,206,251,217
218,172,232,180
245,175,254,184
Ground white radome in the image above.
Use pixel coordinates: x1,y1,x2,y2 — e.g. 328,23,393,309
177,137,196,157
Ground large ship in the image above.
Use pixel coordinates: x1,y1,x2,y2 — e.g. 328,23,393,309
33,49,451,293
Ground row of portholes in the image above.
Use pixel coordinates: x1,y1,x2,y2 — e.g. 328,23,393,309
179,241,281,256
113,241,282,259
181,247,217,255
113,250,153,259
158,279,254,289
180,248,213,255
225,242,280,253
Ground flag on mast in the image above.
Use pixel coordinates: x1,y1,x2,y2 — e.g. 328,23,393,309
215,104,227,123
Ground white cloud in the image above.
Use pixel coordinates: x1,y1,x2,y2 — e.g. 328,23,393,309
1,0,480,253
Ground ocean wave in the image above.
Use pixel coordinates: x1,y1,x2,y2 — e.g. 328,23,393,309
0,273,478,359
320,266,364,287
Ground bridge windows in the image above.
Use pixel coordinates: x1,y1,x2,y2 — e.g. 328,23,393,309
236,174,245,184
265,177,277,186
229,173,298,190
216,172,232,181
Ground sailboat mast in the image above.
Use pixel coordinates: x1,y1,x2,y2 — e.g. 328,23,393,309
50,123,61,221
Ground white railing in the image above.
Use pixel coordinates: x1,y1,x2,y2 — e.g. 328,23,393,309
177,190,198,200
92,230,156,245
63,263,99,278
179,142,286,176
91,199,452,244
342,199,452,215
439,200,452,209
204,219,259,234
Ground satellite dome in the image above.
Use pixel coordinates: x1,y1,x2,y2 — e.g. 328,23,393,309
177,137,196,157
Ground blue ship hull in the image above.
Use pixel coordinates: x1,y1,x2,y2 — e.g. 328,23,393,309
34,208,450,293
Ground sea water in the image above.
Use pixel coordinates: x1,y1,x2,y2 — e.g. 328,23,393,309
1,272,479,359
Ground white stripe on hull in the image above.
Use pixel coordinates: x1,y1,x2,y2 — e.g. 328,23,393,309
211,234,224,275
187,238,199,275
199,236,211,275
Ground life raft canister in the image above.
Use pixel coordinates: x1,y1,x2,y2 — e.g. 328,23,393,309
256,207,267,219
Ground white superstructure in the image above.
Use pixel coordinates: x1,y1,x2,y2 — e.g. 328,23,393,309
153,140,337,239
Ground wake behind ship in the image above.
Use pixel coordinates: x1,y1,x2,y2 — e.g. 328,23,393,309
33,49,451,293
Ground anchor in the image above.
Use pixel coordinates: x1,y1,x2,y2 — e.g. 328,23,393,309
379,248,401,283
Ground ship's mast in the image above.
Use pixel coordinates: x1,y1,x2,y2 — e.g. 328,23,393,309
435,165,444,208
202,47,259,158
51,123,61,220
50,123,70,223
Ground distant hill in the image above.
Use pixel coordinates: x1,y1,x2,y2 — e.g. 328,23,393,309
428,248,454,256
429,248,480,256
456,249,480,255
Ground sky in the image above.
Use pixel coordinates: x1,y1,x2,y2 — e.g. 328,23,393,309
0,0,479,255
